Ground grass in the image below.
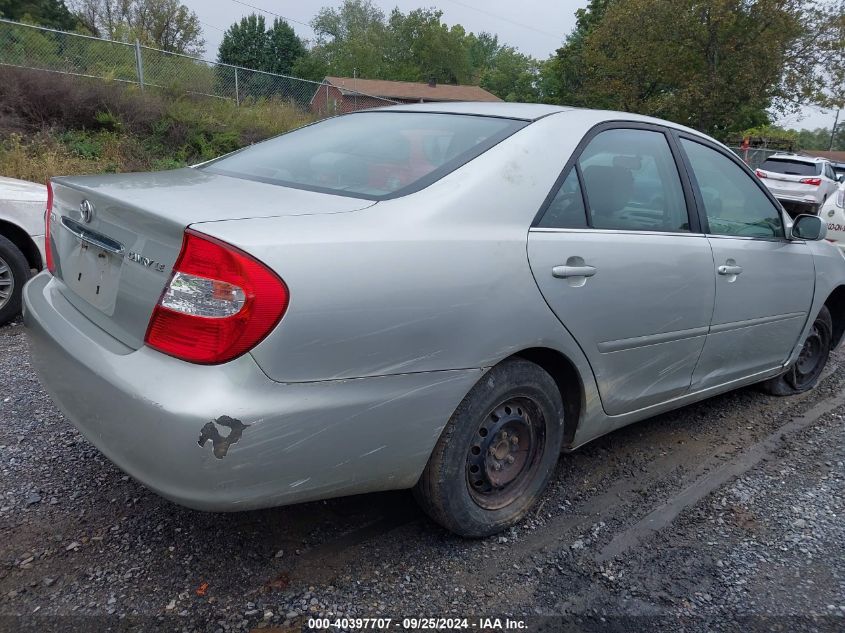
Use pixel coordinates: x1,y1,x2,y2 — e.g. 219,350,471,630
0,68,313,183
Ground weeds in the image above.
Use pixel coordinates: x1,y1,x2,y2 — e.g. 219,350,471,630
0,68,313,182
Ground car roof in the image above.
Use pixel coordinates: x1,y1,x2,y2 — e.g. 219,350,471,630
767,153,827,163
374,101,571,121
369,102,717,137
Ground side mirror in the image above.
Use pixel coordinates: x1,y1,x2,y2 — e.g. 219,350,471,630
838,174,845,183
791,214,827,241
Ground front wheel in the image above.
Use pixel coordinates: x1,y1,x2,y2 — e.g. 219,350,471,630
0,235,31,326
414,358,565,537
761,306,832,396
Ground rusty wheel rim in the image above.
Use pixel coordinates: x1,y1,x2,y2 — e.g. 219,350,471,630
465,397,546,510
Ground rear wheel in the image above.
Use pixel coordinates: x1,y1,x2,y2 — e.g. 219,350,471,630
0,235,31,326
761,306,832,396
414,358,565,537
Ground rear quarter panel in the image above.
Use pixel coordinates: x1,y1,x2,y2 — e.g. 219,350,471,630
191,112,613,386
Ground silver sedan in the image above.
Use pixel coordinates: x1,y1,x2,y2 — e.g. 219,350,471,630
23,103,845,537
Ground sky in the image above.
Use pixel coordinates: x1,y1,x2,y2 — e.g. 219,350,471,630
181,0,838,132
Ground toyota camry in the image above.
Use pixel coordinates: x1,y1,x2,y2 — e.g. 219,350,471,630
23,103,845,537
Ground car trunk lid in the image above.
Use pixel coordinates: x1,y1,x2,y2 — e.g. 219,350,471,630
48,168,374,349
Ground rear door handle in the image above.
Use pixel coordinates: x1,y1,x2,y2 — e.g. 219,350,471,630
552,265,597,279
717,264,743,276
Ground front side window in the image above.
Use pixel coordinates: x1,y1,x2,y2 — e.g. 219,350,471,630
577,129,689,232
202,112,526,200
682,139,784,239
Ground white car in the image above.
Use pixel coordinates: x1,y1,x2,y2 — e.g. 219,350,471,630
822,182,845,251
755,153,840,216
0,176,46,325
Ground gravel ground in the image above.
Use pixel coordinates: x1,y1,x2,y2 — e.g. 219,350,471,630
2,314,845,632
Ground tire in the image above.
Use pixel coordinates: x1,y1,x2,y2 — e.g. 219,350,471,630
414,358,565,537
0,234,31,327
760,306,832,396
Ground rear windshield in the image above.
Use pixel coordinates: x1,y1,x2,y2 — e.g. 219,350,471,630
759,158,821,176
201,112,527,200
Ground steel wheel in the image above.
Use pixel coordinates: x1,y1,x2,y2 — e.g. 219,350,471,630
0,254,13,311
414,358,565,537
465,397,546,510
761,306,833,397
789,321,827,390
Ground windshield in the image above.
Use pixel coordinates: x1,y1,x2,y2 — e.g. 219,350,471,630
201,112,527,200
759,158,821,177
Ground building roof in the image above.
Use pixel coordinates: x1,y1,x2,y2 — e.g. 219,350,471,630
800,150,845,164
379,101,569,120
324,76,502,102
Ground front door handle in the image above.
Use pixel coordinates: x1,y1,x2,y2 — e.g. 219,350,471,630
717,264,743,276
552,265,597,279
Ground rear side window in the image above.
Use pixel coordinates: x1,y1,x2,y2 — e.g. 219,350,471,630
759,158,820,177
201,112,526,200
578,129,689,232
537,169,587,228
682,139,784,239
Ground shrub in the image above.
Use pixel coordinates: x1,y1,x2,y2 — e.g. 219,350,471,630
0,67,313,182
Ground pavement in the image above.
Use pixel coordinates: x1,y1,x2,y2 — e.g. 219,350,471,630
1,315,844,633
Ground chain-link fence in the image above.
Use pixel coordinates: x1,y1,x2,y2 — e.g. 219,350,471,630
729,146,782,169
0,18,396,113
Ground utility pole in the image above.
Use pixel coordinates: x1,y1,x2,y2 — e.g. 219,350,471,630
830,108,841,151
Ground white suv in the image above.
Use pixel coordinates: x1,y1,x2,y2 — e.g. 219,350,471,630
821,181,845,252
755,153,841,216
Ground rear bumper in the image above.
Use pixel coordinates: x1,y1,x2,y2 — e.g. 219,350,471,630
769,191,823,207
23,272,481,511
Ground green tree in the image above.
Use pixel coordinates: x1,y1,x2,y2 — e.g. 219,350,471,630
302,0,388,79
384,8,471,84
217,14,270,70
538,0,612,105
71,0,204,54
540,0,843,134
0,0,78,29
796,126,845,151
266,18,305,75
130,0,203,55
479,47,540,102
466,31,500,81
568,0,844,138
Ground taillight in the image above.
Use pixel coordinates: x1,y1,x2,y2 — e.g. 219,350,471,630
837,187,845,209
800,177,822,186
755,169,766,179
45,180,55,274
144,229,289,364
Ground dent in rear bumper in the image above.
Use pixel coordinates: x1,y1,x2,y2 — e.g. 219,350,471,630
23,272,482,511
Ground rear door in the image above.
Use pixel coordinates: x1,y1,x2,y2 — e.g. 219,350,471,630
677,136,815,389
527,124,715,416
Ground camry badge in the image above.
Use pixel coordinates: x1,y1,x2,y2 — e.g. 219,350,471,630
127,251,166,273
79,199,95,223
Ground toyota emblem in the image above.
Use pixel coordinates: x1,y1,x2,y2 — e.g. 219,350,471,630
79,199,95,223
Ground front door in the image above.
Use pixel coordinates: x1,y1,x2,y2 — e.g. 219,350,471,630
677,137,815,389
527,126,715,415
